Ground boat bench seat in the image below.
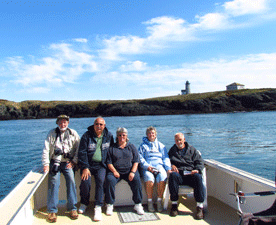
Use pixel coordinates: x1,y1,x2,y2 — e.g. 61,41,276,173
163,167,208,210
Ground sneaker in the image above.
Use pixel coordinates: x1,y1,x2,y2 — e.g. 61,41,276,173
148,201,155,212
195,206,204,220
157,201,163,212
47,212,57,223
69,210,78,220
106,204,113,216
94,206,102,221
134,203,145,215
169,204,178,217
78,204,87,214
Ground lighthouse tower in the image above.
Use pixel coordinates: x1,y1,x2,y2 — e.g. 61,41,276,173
181,80,190,95
185,80,190,94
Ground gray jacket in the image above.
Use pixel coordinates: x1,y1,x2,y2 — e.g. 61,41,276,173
42,127,80,166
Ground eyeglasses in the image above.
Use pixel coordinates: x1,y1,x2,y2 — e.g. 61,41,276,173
118,134,127,137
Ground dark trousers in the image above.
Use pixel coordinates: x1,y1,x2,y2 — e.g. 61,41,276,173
105,171,143,205
79,163,106,206
168,171,205,203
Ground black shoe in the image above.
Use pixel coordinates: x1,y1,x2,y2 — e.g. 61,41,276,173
170,204,178,217
195,206,204,220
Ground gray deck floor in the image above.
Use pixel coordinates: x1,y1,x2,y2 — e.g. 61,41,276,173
33,196,240,225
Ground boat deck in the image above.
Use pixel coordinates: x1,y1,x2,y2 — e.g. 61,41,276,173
33,196,240,225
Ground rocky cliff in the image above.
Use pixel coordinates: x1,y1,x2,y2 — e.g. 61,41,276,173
1,89,276,120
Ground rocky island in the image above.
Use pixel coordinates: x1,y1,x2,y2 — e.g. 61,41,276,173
1,88,276,120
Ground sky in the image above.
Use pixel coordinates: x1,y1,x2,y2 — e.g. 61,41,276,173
1,0,276,102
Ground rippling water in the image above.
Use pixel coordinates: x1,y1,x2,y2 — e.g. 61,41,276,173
0,111,275,201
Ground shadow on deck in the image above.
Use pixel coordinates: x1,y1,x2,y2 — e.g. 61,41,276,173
33,196,239,225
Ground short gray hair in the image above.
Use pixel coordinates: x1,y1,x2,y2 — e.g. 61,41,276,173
146,126,157,135
116,127,128,136
116,127,129,142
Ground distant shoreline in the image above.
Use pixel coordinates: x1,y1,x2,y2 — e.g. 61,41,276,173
1,88,276,120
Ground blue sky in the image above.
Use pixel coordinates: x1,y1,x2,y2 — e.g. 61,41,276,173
1,0,276,102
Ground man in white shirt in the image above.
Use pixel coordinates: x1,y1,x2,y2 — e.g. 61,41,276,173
42,115,80,223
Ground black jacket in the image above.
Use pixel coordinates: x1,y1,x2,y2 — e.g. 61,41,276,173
78,125,114,170
168,142,204,173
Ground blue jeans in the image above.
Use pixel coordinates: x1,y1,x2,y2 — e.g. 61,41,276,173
47,162,78,213
79,162,106,206
105,171,143,205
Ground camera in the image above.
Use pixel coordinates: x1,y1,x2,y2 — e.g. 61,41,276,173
51,148,72,175
63,152,70,159
51,158,61,175
54,148,70,159
54,148,63,156
51,148,70,175
151,168,160,176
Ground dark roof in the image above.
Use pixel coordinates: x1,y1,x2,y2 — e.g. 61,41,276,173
226,82,245,87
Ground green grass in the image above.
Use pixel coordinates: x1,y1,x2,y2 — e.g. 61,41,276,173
137,88,274,103
1,88,275,110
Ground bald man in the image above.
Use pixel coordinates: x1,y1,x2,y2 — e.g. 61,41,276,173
168,133,205,220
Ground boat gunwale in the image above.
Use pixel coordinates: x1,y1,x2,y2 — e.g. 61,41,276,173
205,159,275,188
0,165,47,225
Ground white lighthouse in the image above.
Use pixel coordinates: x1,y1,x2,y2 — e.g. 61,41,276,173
181,81,190,95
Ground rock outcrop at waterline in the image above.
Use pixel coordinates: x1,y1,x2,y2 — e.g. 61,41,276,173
1,89,276,120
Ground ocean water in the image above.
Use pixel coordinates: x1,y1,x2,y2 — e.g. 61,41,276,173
0,111,275,201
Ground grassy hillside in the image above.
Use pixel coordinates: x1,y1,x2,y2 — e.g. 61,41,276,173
140,88,273,102
0,88,274,109
1,88,275,120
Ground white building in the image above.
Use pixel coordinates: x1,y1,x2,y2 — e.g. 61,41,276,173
226,82,245,91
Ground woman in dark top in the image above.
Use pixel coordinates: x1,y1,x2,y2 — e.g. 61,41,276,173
105,127,144,216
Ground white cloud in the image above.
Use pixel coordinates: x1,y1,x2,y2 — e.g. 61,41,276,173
10,47,274,96
145,16,192,41
224,0,269,16
99,16,198,60
194,13,230,30
73,38,88,43
120,61,148,72
181,53,276,92
5,43,98,87
92,52,276,95
99,1,274,61
2,0,276,99
100,35,146,60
